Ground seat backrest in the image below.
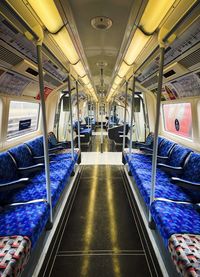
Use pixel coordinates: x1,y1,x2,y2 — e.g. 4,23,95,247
182,152,200,183
25,136,44,157
48,132,58,147
158,138,175,157
145,132,154,145
168,145,192,167
9,144,34,167
0,152,19,183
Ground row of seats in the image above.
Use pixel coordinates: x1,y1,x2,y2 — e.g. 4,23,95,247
123,135,200,276
0,133,80,277
73,121,92,144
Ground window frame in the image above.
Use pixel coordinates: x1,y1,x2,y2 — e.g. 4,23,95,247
161,101,193,140
6,99,40,140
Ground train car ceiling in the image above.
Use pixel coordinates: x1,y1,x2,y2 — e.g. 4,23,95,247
0,0,199,103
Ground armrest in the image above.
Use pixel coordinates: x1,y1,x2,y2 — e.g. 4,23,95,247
18,163,44,177
49,146,64,153
33,153,56,162
158,164,183,175
0,178,29,192
171,177,200,190
139,147,153,153
135,142,149,148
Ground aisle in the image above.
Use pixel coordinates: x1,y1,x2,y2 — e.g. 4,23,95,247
41,165,162,277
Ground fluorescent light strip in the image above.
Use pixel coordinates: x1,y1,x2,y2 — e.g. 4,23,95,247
140,0,176,34
124,28,149,66
52,27,79,65
72,61,86,78
28,0,63,33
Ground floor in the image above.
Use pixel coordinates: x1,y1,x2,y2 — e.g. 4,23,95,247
40,130,162,277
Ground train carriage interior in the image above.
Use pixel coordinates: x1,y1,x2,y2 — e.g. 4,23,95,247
0,0,200,276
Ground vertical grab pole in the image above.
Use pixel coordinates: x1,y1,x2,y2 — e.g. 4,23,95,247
87,96,90,128
76,81,81,149
36,44,52,224
108,99,114,129
149,46,165,225
129,76,135,154
68,76,75,161
100,104,103,153
122,81,128,152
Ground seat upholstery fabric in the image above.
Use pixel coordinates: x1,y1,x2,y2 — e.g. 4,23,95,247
0,202,50,248
150,200,200,246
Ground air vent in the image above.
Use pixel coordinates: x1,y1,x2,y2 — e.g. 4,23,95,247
142,75,158,88
26,67,38,76
163,69,176,78
0,45,23,66
179,48,200,69
44,74,61,87
91,16,112,30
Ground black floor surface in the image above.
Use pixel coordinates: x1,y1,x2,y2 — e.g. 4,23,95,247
41,164,162,277
81,128,123,152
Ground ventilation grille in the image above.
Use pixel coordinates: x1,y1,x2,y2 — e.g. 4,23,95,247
179,48,200,68
44,74,61,87
142,75,158,88
0,45,23,66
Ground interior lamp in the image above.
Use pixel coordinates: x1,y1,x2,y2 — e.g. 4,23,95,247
118,61,131,78
72,61,86,78
139,0,176,34
81,75,90,85
53,27,79,65
124,28,149,66
114,75,122,85
28,0,63,33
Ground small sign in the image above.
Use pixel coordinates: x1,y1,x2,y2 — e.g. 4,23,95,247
19,119,31,130
175,119,180,131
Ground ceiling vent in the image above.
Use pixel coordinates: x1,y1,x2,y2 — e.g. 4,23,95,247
91,16,112,30
179,48,200,69
0,44,23,66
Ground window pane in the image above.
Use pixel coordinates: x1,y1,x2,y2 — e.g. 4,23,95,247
7,101,40,139
162,103,192,139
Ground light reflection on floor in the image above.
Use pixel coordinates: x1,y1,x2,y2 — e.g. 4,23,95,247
81,152,123,165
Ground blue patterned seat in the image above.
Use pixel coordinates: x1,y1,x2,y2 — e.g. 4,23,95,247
173,153,200,203
0,202,50,248
167,144,192,167
150,200,200,247
158,138,175,157
5,159,73,207
130,167,192,206
0,152,19,184
9,144,36,167
26,136,79,163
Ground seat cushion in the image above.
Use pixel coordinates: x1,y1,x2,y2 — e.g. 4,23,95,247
131,168,192,206
0,202,50,248
150,201,200,246
0,236,31,277
168,234,200,277
7,159,73,207
80,128,92,134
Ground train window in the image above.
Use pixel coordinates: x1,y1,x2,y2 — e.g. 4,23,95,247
162,102,192,139
7,101,40,139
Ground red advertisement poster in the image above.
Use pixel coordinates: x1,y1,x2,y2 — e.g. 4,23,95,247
163,103,192,138
36,87,53,101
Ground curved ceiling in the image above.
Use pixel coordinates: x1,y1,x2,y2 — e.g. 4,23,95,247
58,0,143,97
